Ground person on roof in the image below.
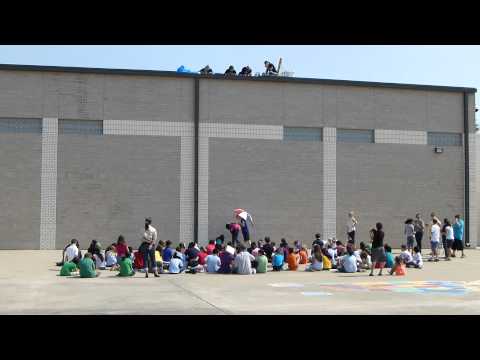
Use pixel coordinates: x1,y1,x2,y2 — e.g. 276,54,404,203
239,66,252,76
199,65,213,75
264,61,278,76
224,65,237,75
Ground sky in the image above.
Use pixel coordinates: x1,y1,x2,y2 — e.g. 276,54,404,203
0,45,478,123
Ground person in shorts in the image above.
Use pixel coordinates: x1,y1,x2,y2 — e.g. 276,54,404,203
452,214,465,258
429,218,441,262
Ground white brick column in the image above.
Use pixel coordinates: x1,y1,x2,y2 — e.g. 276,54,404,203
323,127,336,239
40,118,58,249
468,133,477,247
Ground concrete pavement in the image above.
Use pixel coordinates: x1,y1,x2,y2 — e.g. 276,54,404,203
1,249,480,314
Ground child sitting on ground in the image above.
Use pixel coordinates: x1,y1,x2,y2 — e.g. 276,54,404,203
59,261,79,276
399,244,414,266
337,247,358,273
336,241,346,256
306,245,324,272
383,244,394,268
360,251,372,270
206,240,216,255
105,245,117,268
299,247,309,264
79,253,100,278
168,252,185,274
389,256,406,276
287,247,299,271
198,246,208,266
322,249,332,270
162,240,174,264
409,246,423,269
255,249,268,274
205,248,221,273
118,252,135,277
272,247,285,271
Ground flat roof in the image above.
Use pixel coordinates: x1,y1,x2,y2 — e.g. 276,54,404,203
0,63,476,94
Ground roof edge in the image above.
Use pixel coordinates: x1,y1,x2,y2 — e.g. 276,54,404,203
0,63,476,94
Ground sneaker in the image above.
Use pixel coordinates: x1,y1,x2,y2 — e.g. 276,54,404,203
428,257,434,262
434,258,439,262
378,273,383,276
369,273,374,277
461,254,466,258
446,257,451,261
154,273,160,277
145,272,149,278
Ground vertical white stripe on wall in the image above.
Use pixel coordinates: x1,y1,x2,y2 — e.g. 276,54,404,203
179,136,194,244
198,136,209,245
323,127,337,239
469,133,477,247
40,118,58,249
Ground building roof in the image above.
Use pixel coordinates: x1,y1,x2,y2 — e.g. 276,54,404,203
0,63,476,94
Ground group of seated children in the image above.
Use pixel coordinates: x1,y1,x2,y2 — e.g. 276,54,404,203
58,232,425,278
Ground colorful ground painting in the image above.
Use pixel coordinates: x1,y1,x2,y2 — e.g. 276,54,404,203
270,281,480,296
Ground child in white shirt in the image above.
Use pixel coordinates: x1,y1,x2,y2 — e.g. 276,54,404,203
430,219,441,262
399,244,414,266
410,246,423,269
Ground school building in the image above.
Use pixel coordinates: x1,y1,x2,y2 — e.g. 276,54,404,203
0,64,477,249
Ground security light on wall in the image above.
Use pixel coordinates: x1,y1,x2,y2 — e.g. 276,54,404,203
434,147,444,154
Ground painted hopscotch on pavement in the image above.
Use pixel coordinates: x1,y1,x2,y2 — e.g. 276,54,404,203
269,281,480,296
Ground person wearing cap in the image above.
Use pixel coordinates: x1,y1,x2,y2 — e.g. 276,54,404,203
140,217,159,278
264,61,278,76
239,66,252,76
224,65,237,75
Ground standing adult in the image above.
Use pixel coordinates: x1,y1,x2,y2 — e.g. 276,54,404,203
369,222,386,276
346,211,358,245
452,214,465,258
140,217,159,278
239,217,250,243
413,213,425,253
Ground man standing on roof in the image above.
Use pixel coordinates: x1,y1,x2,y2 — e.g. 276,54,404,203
264,61,278,76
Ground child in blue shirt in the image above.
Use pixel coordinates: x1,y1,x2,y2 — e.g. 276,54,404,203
272,247,284,271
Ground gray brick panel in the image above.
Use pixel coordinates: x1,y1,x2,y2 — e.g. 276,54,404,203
103,75,194,121
336,143,464,247
209,138,323,244
56,135,181,250
0,133,41,249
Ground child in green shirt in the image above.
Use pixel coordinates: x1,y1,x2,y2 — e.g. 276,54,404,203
118,253,135,277
79,253,100,278
59,261,78,276
255,250,268,273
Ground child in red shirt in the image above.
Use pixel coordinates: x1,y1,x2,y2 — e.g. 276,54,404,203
206,240,216,255
198,247,208,265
